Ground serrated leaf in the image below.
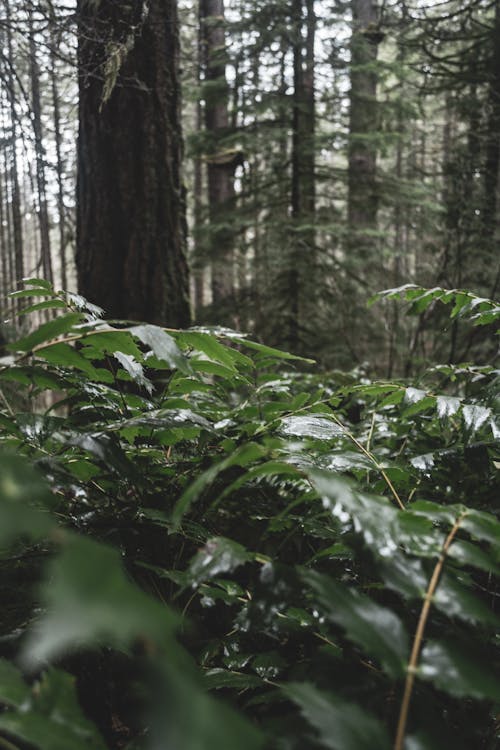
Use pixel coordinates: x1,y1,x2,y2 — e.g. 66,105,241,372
55,432,135,478
436,396,461,419
283,682,390,750
179,331,239,370
23,537,177,666
187,536,251,587
20,299,68,315
279,415,343,440
0,669,108,750
462,404,491,433
171,443,266,529
9,313,83,353
419,640,500,701
448,539,500,575
302,570,409,678
204,668,262,690
113,351,153,393
108,407,213,434
319,451,374,471
433,572,500,627
405,388,427,404
131,324,189,373
36,342,101,378
461,509,500,545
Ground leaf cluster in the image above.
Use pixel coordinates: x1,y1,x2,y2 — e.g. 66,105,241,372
0,279,499,749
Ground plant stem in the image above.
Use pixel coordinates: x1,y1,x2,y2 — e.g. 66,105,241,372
329,413,405,510
393,512,467,750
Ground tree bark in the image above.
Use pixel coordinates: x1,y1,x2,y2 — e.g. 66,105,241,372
289,0,316,352
199,0,235,315
49,7,68,290
483,0,500,296
76,0,190,327
5,0,24,292
29,6,53,286
347,0,380,265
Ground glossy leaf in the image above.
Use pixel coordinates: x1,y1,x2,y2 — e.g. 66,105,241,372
419,640,500,701
9,313,83,352
284,682,390,750
303,570,409,678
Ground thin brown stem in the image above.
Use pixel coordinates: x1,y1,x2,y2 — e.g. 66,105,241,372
330,413,405,510
393,512,467,750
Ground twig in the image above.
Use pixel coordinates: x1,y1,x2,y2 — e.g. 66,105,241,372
393,512,467,750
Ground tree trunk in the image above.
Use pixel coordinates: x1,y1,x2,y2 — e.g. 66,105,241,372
199,0,235,316
76,0,190,327
29,7,53,286
347,0,380,266
289,0,316,352
483,0,500,296
5,0,24,292
49,9,68,290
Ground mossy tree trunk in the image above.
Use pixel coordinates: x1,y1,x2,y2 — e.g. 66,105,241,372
76,0,190,327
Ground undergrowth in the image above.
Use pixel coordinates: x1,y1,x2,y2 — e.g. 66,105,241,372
0,278,499,750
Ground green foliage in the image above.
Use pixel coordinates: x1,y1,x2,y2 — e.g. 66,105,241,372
0,279,499,749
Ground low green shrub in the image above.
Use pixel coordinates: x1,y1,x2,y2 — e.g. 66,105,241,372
0,279,499,749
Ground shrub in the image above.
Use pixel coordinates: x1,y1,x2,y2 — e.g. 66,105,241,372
0,279,499,750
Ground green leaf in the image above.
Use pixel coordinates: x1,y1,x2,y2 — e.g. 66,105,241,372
80,329,143,359
436,396,461,419
302,570,409,678
20,299,68,315
283,682,390,750
433,573,500,627
36,342,102,378
107,408,213,434
56,432,136,478
113,351,153,393
279,415,343,440
0,669,108,750
131,324,190,373
9,313,83,353
462,404,491,433
20,277,54,290
228,334,315,363
179,331,239,370
187,537,252,587
204,669,262,690
0,659,30,708
419,640,500,701
448,539,500,575
171,442,266,529
461,510,500,545
0,452,55,545
152,661,264,750
23,536,177,666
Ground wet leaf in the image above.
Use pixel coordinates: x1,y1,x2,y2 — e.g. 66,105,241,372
284,682,390,750
303,570,409,678
419,640,500,701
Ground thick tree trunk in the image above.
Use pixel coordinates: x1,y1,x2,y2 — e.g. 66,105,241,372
347,0,380,264
76,0,190,327
199,0,235,315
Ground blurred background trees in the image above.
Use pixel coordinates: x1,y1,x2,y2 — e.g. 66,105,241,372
1,0,499,370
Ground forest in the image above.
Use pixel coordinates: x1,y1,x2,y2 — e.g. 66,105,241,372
0,0,499,748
